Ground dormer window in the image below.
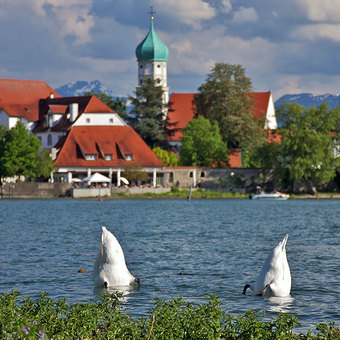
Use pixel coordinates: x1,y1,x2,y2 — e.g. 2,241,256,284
105,154,112,161
85,154,97,160
126,154,133,161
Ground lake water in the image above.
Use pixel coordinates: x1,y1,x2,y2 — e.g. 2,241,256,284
0,198,339,333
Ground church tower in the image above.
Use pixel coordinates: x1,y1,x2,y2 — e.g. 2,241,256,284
135,10,169,105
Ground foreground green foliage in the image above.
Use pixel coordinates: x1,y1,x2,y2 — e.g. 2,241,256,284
1,291,339,339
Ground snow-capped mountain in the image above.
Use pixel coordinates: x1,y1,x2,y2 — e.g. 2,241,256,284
56,81,340,111
275,93,340,109
55,80,113,97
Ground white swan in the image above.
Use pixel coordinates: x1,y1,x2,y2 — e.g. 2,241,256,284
93,226,140,288
243,234,291,297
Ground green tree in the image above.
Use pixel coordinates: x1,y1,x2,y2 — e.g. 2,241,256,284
84,91,128,120
179,116,227,167
128,78,173,149
122,163,149,184
0,122,52,181
36,149,54,179
275,102,340,193
152,147,178,166
0,122,41,180
194,63,266,151
0,125,8,179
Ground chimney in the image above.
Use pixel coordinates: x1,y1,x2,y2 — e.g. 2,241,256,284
70,103,79,122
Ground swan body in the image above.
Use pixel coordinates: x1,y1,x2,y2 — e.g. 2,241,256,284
243,234,291,297
94,226,139,288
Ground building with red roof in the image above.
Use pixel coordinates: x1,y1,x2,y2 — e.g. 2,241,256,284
53,125,164,185
166,91,279,167
33,95,125,151
0,79,61,130
167,91,278,146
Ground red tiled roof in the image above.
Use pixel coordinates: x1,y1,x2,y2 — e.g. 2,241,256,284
0,79,61,121
48,104,68,114
250,92,270,120
83,95,115,113
228,148,242,168
167,93,196,141
53,125,164,168
167,92,272,142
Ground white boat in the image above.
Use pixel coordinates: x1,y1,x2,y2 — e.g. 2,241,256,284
251,192,289,200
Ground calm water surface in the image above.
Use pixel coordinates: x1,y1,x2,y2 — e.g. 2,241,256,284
0,198,339,333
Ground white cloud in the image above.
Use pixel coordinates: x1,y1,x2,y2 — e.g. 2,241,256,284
31,0,95,44
168,25,273,80
295,24,340,42
221,0,232,13
296,0,340,22
232,7,258,23
154,0,216,29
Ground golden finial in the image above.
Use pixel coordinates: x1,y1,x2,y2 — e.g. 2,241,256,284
149,6,155,20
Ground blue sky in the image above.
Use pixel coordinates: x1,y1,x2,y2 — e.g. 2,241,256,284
1,0,340,101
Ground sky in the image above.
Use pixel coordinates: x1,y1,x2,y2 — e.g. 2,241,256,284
2,0,340,101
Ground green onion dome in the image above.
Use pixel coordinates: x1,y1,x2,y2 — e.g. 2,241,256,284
136,18,168,61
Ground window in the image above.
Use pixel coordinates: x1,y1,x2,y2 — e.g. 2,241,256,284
47,134,52,146
169,172,174,183
105,154,112,161
85,154,97,160
189,172,193,178
109,118,114,124
86,118,91,124
201,171,205,178
126,154,133,161
140,64,143,68
157,64,161,68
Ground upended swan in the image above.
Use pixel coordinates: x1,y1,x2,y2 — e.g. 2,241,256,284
93,226,140,288
243,234,291,297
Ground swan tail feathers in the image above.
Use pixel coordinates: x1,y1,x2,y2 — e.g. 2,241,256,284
281,234,289,250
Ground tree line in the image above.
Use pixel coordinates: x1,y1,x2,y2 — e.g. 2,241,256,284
0,63,339,193
126,63,340,193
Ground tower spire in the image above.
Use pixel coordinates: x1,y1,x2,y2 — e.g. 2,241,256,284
149,6,156,20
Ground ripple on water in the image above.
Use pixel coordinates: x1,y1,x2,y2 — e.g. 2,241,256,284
0,198,339,333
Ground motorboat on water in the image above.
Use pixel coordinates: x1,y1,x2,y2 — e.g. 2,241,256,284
250,191,289,200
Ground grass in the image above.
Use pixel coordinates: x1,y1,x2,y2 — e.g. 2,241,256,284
112,188,248,199
1,291,339,339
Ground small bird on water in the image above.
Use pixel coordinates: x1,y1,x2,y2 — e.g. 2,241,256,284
242,234,291,297
93,226,140,288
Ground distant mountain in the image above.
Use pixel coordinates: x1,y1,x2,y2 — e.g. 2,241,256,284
55,80,113,97
275,93,340,109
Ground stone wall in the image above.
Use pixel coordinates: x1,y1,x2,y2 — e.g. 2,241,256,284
161,167,262,193
0,182,72,199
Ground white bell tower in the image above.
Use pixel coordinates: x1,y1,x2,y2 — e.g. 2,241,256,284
135,8,169,105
